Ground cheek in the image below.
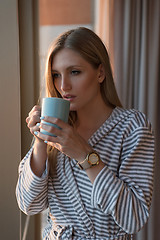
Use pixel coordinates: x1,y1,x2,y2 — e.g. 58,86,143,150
80,76,99,93
78,74,97,89
54,80,61,93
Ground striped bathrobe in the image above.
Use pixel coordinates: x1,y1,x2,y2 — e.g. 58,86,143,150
16,107,155,240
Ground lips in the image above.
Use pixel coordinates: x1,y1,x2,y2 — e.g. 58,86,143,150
63,94,76,101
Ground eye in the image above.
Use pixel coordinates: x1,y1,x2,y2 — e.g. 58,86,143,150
71,70,81,75
52,72,61,79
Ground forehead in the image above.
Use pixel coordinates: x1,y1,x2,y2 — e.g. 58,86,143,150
52,48,87,70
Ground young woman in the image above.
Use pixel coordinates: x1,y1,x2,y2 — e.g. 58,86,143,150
16,27,155,240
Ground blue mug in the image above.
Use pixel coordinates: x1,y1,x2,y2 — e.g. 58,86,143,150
40,97,70,136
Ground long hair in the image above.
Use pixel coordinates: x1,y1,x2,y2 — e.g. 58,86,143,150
45,27,122,175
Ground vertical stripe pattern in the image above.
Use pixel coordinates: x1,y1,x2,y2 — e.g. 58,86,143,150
16,107,155,240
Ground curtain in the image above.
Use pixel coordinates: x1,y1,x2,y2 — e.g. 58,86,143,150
94,0,160,239
18,0,41,239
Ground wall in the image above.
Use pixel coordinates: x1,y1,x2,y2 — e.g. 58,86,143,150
0,0,21,239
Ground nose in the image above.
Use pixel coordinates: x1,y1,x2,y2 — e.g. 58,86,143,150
61,75,72,92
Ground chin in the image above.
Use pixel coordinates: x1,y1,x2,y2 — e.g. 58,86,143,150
70,107,77,112
69,103,77,111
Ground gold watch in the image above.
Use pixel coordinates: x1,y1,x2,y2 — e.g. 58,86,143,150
77,151,100,170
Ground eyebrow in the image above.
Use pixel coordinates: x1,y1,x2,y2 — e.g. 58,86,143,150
51,65,84,72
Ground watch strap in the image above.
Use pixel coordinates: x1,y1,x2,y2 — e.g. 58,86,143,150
77,151,100,170
77,158,91,170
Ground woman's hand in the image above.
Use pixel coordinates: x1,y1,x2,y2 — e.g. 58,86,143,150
26,105,41,134
35,116,92,161
26,105,46,147
26,105,47,177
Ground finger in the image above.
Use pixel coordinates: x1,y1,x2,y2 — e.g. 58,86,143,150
28,105,41,117
26,112,40,125
41,116,69,129
39,123,63,137
34,131,59,144
26,116,30,123
29,110,41,118
26,106,41,124
30,125,40,135
27,115,41,128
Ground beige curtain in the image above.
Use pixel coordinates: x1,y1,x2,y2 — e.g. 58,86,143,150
94,0,160,239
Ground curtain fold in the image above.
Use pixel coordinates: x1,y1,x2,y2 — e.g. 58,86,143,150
94,0,160,239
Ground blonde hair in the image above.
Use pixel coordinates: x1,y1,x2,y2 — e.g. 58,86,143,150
45,27,122,174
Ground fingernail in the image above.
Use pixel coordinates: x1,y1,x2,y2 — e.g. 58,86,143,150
34,131,38,136
36,123,40,127
40,116,45,120
44,141,48,144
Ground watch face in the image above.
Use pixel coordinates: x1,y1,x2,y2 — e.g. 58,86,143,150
88,152,99,165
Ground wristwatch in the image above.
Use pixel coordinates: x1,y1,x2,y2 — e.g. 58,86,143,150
77,151,100,170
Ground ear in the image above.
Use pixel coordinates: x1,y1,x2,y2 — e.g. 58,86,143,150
97,64,105,83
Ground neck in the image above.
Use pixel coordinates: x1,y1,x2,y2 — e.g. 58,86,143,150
75,97,113,139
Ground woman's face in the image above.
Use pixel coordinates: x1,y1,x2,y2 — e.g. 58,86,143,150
51,48,104,112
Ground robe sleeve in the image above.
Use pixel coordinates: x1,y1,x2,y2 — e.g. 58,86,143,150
16,147,49,215
91,124,155,234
